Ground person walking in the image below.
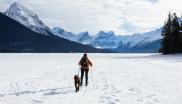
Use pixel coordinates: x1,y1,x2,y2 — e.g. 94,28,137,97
79,53,93,86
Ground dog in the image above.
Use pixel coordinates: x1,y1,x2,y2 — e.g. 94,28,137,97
74,75,80,92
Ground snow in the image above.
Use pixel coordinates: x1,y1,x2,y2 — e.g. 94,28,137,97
0,53,182,104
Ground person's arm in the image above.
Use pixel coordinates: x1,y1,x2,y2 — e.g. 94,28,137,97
79,58,82,65
88,59,93,67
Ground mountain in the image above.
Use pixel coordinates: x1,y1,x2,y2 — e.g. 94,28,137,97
4,2,52,36
52,29,122,49
52,27,78,41
118,28,162,47
115,29,162,52
52,25,162,52
0,13,112,53
116,39,161,53
77,31,93,44
130,39,161,53
52,28,93,45
91,31,121,49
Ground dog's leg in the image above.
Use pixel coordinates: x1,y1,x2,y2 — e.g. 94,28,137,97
76,81,80,92
74,81,78,92
76,86,78,92
78,80,80,91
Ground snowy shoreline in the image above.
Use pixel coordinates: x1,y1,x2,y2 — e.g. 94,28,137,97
0,53,181,104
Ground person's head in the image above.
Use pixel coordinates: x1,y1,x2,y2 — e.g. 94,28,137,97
83,53,87,57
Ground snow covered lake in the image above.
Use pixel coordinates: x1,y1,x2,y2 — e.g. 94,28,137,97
0,53,182,104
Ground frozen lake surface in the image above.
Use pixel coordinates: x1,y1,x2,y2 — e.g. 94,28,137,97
0,53,182,104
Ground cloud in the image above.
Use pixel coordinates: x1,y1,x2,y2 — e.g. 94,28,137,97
0,0,182,35
120,21,137,34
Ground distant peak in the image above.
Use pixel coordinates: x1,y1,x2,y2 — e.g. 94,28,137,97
5,2,49,35
52,27,64,31
107,31,114,35
78,31,90,37
98,30,106,34
97,30,115,36
79,31,89,35
10,2,22,8
6,2,37,18
52,27,65,33
12,2,19,5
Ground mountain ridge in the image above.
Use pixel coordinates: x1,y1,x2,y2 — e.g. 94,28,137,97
0,13,113,53
5,2,52,36
53,27,162,52
2,2,166,53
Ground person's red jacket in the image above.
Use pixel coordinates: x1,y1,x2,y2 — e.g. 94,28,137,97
79,57,92,69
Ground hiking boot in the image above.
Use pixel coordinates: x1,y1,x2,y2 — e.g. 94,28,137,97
75,87,79,92
86,82,88,86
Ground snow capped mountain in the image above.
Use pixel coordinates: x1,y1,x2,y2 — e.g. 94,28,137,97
52,27,162,51
132,39,161,52
135,29,162,47
119,28,162,48
52,28,93,45
87,29,161,50
94,31,116,41
52,27,78,41
115,28,162,52
52,29,122,49
91,31,121,49
5,2,52,35
77,31,93,44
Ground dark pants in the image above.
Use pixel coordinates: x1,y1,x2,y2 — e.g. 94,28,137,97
80,69,89,86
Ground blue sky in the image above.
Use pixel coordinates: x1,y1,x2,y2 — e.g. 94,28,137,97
0,0,182,35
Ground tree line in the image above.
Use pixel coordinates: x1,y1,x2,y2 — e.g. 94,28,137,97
160,13,182,54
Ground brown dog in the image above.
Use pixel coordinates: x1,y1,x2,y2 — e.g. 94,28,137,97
74,75,80,92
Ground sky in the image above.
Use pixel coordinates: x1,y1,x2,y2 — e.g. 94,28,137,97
0,0,182,35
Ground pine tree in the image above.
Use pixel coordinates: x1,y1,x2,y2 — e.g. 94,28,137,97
161,13,182,54
170,13,180,53
179,16,182,52
161,13,172,54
